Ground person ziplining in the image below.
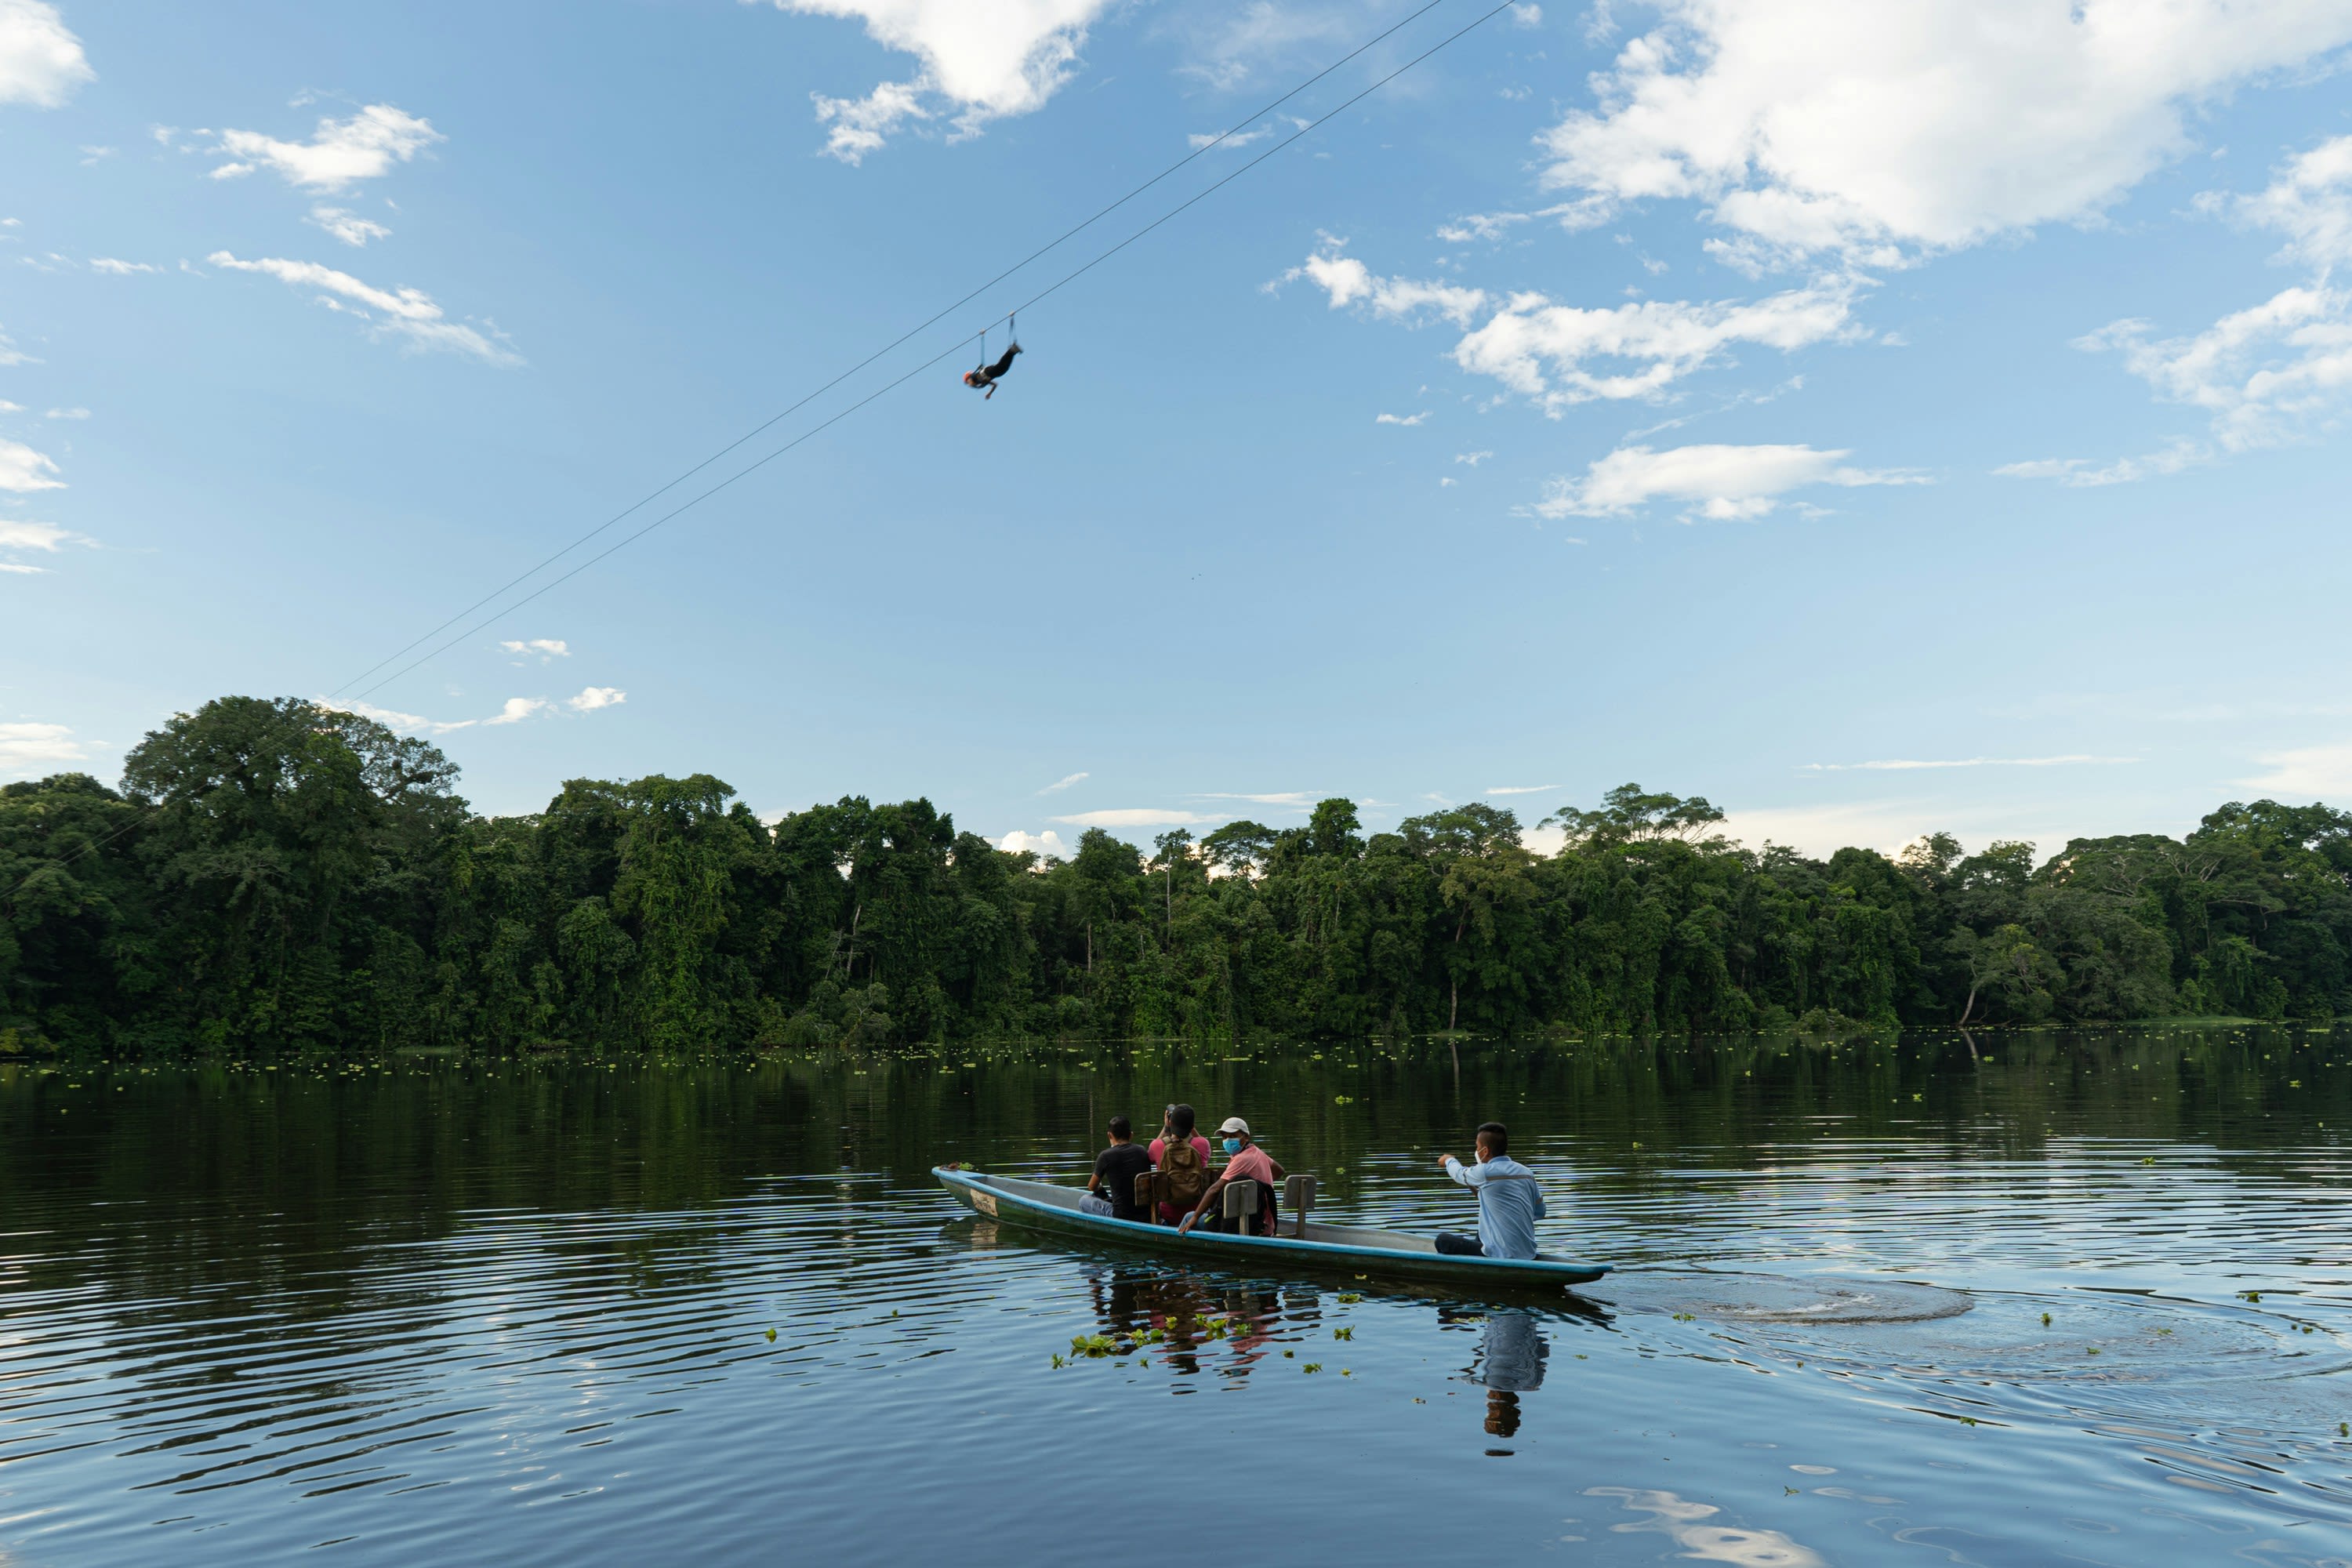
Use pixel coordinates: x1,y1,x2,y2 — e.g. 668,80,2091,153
962,320,1022,400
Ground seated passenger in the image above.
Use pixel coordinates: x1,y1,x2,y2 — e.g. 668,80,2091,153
1083,1115,1152,1221
1435,1121,1545,1260
1149,1104,1213,1225
1175,1118,1287,1237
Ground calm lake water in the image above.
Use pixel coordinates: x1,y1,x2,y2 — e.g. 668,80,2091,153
5,1028,2352,1565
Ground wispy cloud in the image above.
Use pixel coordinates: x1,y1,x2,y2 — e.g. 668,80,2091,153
1375,411,1430,426
43,406,86,419
1539,443,1925,520
1037,771,1088,794
2242,742,2352,797
1189,790,1316,807
0,518,92,554
209,251,519,364
210,105,441,191
1995,440,2204,488
88,256,158,275
1276,240,1488,328
307,205,391,247
0,437,64,492
1455,451,1494,466
1802,755,2138,772
499,637,570,662
1486,784,1559,796
325,688,619,733
1052,808,1221,828
0,720,86,775
566,686,625,712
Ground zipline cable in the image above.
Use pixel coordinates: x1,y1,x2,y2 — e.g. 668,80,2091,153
4,0,1518,906
347,0,1523,706
325,0,1469,700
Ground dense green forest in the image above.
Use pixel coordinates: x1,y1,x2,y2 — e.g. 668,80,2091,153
2,696,2347,1053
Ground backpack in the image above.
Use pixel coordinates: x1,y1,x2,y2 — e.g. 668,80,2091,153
1159,1137,1208,1210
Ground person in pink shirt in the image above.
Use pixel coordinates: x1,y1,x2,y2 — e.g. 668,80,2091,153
1177,1118,1287,1236
1148,1104,1214,1225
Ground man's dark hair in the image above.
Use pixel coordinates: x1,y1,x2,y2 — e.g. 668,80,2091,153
1109,1115,1132,1139
1170,1104,1197,1138
1476,1121,1508,1155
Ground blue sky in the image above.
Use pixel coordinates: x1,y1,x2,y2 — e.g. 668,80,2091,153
4,0,2350,859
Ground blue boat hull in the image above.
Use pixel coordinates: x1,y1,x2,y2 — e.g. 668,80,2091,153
935,1167,1609,1290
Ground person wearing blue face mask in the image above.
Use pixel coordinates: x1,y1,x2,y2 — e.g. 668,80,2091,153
1175,1118,1286,1236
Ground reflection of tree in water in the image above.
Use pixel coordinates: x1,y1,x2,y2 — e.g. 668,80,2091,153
1083,1266,1303,1381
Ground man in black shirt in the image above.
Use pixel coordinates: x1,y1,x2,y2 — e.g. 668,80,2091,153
1085,1116,1152,1221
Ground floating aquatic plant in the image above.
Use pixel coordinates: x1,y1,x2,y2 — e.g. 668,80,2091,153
1333,1327,1353,1341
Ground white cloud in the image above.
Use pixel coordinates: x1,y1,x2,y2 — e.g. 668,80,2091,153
1994,439,2205,487
1454,275,1861,411
1486,784,1559,795
485,696,550,726
0,561,41,574
1190,790,1316,807
499,637,570,662
0,719,85,775
1803,755,2138,771
307,205,391,247
1172,1,1353,93
1279,244,1489,327
210,104,441,191
1537,442,1924,519
209,251,519,364
2231,131,2352,273
777,0,1113,162
1455,450,1494,466
566,686,625,712
89,256,158,274
0,436,63,491
1537,0,2352,265
2241,742,2352,797
0,322,36,366
1051,808,1221,827
1038,770,1088,793
996,828,1071,858
0,517,85,552
0,1,92,109
2061,137,2352,455
1285,244,1860,412
1375,411,1430,426
43,405,85,419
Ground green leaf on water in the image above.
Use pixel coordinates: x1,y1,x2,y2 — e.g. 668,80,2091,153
1337,1293,1363,1304
1304,1363,1323,1374
2041,1312,2053,1327
1334,1326,1353,1341
2241,1290,2263,1303
764,1327,778,1342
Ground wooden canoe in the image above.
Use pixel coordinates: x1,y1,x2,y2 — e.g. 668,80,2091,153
934,1166,1610,1289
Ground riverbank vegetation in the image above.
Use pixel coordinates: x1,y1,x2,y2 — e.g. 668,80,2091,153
3,697,2347,1052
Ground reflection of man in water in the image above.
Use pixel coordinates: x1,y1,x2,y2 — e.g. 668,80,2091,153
1475,1311,1548,1439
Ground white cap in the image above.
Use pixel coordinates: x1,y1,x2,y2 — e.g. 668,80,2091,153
1218,1116,1251,1136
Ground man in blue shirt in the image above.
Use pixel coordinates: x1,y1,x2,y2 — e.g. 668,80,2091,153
1436,1122,1546,1260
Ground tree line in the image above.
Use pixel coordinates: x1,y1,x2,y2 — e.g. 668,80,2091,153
2,696,2345,1053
